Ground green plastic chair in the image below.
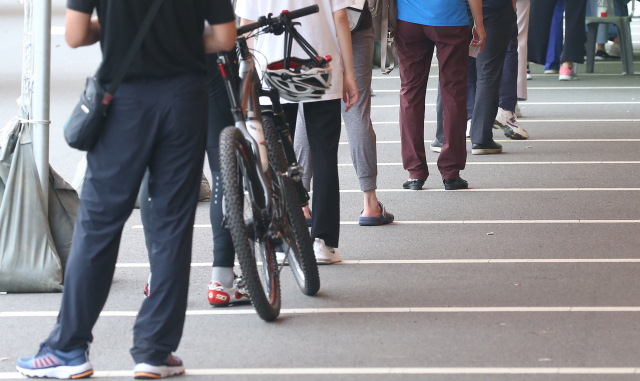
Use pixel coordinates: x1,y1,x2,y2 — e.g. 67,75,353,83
585,0,636,75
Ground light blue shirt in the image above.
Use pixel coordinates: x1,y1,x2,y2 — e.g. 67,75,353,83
397,0,469,27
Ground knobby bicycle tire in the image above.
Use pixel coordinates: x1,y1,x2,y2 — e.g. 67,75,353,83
262,115,320,296
219,126,281,321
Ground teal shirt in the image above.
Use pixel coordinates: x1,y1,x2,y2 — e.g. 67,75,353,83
397,0,468,27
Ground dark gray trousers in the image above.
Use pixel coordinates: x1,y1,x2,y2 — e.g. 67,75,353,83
436,7,517,145
141,53,237,269
46,74,207,365
294,25,377,192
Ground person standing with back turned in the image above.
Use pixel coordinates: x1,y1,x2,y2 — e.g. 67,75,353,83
235,0,358,264
397,0,485,191
16,0,236,379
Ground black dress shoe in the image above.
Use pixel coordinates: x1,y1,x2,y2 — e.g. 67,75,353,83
403,179,425,190
471,141,502,155
443,177,468,190
430,138,442,153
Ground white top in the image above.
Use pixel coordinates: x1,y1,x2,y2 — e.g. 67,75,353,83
235,0,353,104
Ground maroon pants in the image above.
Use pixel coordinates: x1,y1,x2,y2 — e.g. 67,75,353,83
396,20,469,180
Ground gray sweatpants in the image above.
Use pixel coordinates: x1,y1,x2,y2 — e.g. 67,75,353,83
294,25,378,192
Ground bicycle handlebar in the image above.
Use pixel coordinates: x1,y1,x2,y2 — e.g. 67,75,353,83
286,5,320,20
236,5,319,35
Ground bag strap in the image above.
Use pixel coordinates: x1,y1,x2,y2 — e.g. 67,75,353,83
102,0,166,106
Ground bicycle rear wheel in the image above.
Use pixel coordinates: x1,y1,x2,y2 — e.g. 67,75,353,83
263,115,320,296
219,126,281,321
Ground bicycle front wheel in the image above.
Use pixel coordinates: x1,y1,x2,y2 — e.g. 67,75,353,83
263,115,320,296
219,126,281,321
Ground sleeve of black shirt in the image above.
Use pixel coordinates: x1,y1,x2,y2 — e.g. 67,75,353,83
67,0,96,14
207,0,235,25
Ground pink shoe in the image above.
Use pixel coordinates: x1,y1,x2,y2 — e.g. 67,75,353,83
559,66,575,81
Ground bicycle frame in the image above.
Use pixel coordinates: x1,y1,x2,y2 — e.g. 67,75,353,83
217,36,310,229
217,38,271,214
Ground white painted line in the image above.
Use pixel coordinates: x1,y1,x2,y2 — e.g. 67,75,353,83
339,139,640,144
340,161,640,167
131,220,640,229
337,188,640,192
2,368,640,378
373,87,640,93
5,307,640,319
390,220,640,225
357,119,640,126
372,73,639,79
344,259,640,264
114,258,640,268
372,102,640,108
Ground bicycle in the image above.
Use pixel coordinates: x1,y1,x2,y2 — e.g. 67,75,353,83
217,5,327,322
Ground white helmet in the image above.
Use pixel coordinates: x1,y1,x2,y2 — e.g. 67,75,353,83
265,57,332,102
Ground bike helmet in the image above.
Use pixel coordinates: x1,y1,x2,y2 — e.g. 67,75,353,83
264,56,332,102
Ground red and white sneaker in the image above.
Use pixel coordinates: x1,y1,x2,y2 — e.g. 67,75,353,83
207,277,250,306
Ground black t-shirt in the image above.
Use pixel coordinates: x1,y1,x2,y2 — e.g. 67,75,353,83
67,0,235,82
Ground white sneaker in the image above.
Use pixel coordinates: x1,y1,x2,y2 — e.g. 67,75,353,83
609,43,621,58
515,104,522,118
466,119,471,138
494,108,529,140
313,238,342,265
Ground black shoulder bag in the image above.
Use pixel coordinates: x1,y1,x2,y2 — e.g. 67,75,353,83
64,0,166,151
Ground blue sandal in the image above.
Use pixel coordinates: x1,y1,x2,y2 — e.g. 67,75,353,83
358,202,395,226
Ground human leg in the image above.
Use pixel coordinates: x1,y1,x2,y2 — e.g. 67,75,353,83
396,20,433,181
302,100,341,248
499,37,519,113
561,0,588,64
435,84,444,143
45,79,160,355
205,52,250,305
545,0,565,71
470,8,516,148
430,25,470,179
527,0,558,65
497,37,530,140
341,26,387,219
516,0,531,99
131,74,207,365
293,107,313,191
205,54,237,276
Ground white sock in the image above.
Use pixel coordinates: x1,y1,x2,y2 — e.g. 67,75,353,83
211,267,234,288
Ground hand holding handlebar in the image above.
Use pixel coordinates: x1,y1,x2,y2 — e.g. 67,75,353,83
237,5,319,35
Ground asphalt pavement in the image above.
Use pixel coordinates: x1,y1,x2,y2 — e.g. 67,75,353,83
2,4,640,380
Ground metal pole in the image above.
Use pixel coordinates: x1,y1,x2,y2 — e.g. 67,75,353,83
31,0,52,211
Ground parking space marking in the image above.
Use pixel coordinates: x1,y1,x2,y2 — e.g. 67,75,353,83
337,188,640,192
2,368,640,378
340,139,640,144
0,368,640,378
372,102,640,108
360,120,640,125
131,220,640,229
5,307,640,319
112,259,640,268
372,87,640,93
372,73,640,78
340,161,640,166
